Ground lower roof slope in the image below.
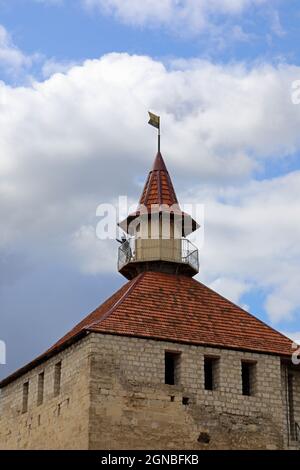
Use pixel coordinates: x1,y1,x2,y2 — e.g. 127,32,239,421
0,271,294,387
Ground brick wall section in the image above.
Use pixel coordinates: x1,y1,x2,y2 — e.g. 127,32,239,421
0,332,299,450
0,336,92,449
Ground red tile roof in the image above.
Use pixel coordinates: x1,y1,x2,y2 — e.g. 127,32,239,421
1,271,294,387
84,271,293,356
138,152,179,208
119,152,199,235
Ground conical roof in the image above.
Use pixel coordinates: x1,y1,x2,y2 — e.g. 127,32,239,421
119,152,199,235
138,152,179,208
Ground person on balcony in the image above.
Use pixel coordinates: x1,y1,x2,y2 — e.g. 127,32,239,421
117,234,132,263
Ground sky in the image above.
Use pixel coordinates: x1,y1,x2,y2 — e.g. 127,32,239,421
1,0,300,378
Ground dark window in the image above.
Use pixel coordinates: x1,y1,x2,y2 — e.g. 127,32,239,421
242,361,256,396
165,351,180,385
198,432,210,444
54,361,62,396
22,381,29,413
204,357,219,390
182,396,189,405
37,372,44,406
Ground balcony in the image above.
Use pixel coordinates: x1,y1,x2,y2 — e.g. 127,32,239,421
181,238,199,272
118,236,199,278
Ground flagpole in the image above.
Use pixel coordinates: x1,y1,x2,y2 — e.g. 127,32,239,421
158,125,161,153
148,111,161,153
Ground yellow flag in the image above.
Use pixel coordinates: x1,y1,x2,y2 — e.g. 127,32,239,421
148,111,160,129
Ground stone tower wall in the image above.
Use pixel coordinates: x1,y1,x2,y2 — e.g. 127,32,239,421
87,333,300,450
0,332,299,450
0,335,91,449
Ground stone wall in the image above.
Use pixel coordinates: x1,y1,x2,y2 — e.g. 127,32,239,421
0,335,92,449
281,363,300,449
0,331,299,450
294,371,300,442
88,333,298,450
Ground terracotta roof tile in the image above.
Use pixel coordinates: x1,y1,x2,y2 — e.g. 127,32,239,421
36,272,292,355
75,271,294,356
1,271,294,387
119,152,199,235
138,152,178,209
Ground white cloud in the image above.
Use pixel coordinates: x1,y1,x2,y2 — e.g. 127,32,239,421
41,58,79,78
209,277,251,305
0,25,32,73
282,332,300,345
70,225,116,274
0,52,300,327
192,171,300,324
269,9,286,37
0,24,42,81
83,0,267,34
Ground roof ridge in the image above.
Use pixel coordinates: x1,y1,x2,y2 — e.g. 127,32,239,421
157,169,162,205
190,276,292,343
152,152,168,172
85,272,145,331
140,171,153,205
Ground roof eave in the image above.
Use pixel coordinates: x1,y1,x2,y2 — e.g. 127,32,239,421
0,330,89,389
0,327,295,389
86,328,293,360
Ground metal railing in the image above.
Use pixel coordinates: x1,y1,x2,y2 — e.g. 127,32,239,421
118,237,136,271
118,237,199,272
181,238,199,272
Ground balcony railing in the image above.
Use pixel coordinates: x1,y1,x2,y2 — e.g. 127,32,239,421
118,237,199,273
118,237,136,271
181,238,199,272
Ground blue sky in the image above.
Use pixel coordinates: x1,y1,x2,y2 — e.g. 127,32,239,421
1,0,300,378
0,0,299,65
0,0,299,61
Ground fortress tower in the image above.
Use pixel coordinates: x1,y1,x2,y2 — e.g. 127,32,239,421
0,132,299,450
